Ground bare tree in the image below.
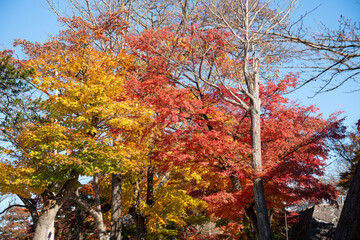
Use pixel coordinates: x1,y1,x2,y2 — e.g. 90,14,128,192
277,16,360,93
45,0,200,48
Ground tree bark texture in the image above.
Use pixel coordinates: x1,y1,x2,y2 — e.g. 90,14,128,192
247,51,272,240
33,210,57,240
334,159,360,240
75,208,85,240
110,173,122,240
134,213,147,240
93,174,107,240
33,174,79,240
250,98,272,239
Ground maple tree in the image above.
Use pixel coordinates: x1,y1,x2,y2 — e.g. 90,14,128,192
107,39,209,239
128,25,344,238
0,3,349,239
127,0,298,236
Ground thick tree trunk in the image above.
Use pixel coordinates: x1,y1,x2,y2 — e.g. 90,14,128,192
93,174,107,240
33,209,57,240
250,101,272,240
33,174,79,240
110,173,122,240
93,212,107,240
334,159,360,240
253,178,271,240
134,213,147,240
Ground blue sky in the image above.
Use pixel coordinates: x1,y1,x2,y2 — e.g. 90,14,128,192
0,0,359,127
288,0,360,128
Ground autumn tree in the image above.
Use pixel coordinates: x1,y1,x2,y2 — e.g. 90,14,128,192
2,12,208,240
0,52,43,234
124,0,300,238
0,206,32,239
0,13,154,239
128,22,344,238
177,1,298,238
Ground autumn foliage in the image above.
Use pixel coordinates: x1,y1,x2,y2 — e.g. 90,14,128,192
0,11,345,239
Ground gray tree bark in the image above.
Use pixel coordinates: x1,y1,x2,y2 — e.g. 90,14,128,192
110,173,122,240
73,174,107,240
33,174,79,240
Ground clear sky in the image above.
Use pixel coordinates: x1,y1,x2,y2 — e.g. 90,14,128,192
0,0,359,127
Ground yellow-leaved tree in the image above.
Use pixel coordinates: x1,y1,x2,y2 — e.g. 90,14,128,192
3,15,152,240
2,13,208,240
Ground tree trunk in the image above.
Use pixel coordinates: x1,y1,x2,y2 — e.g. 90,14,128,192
248,60,272,239
129,166,154,240
135,215,147,240
146,166,154,205
73,191,107,240
245,203,260,240
110,173,122,240
33,209,57,240
72,173,107,239
131,211,147,240
75,208,85,240
334,159,360,240
33,174,79,240
93,212,107,240
93,173,107,240
253,177,271,240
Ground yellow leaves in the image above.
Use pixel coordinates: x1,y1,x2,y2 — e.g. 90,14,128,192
32,77,40,85
146,185,207,233
0,161,37,198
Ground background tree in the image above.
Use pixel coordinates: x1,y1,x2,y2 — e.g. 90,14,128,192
0,206,32,239
332,120,360,190
279,16,360,93
0,52,43,235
